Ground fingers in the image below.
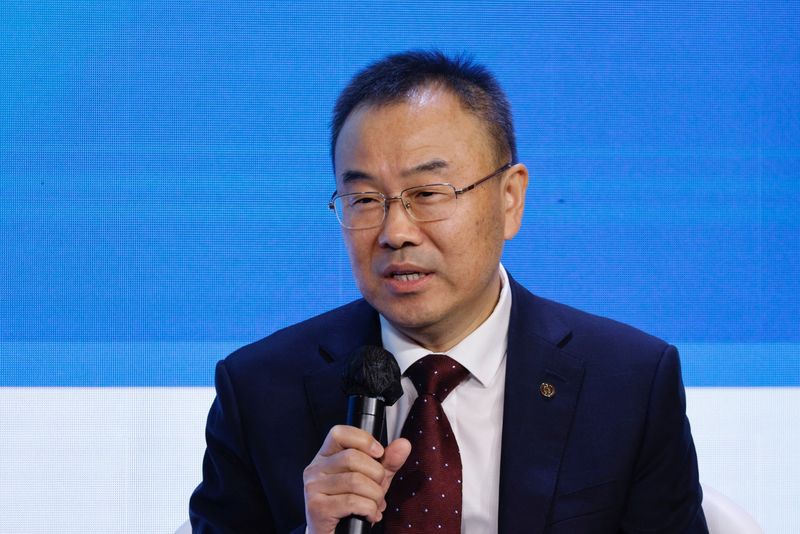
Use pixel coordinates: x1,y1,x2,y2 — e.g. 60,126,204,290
312,447,386,487
304,426,405,533
318,424,384,459
305,476,385,526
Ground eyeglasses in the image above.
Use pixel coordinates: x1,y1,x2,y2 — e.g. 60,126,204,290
328,163,512,230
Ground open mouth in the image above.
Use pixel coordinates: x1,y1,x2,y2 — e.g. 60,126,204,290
392,272,424,282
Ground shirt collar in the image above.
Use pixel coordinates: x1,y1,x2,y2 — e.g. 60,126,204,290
380,264,512,388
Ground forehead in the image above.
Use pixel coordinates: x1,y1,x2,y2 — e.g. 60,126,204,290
333,88,495,178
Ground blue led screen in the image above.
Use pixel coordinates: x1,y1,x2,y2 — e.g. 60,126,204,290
1,1,798,386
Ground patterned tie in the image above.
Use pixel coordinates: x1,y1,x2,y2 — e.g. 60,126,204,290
383,354,470,533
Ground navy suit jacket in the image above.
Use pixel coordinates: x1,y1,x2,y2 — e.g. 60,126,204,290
190,276,707,533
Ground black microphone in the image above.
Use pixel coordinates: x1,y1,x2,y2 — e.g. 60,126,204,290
336,346,403,534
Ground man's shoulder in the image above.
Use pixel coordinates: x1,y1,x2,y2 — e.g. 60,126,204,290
510,277,671,366
222,298,378,379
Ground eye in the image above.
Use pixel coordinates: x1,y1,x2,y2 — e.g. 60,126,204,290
408,187,451,204
346,194,382,208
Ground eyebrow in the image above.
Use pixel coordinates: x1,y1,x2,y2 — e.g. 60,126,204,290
340,169,373,184
400,159,449,177
339,159,450,185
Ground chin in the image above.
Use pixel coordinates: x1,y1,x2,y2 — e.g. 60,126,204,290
380,303,442,332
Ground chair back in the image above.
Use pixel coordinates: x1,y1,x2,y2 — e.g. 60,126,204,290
702,484,763,534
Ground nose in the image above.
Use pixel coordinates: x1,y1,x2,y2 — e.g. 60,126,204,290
378,196,423,249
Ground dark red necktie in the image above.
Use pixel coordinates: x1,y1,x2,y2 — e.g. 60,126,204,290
383,354,470,533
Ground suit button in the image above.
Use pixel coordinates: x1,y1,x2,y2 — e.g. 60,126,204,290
539,382,555,398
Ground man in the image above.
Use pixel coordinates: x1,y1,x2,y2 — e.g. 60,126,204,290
190,50,707,533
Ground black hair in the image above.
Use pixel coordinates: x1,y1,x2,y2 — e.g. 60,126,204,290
331,50,517,167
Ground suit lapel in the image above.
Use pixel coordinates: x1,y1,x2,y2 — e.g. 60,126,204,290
303,357,352,442
498,279,586,534
302,301,383,444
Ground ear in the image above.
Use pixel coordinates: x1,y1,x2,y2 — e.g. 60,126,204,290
501,163,529,240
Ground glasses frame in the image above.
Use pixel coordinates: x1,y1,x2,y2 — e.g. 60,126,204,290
328,162,513,230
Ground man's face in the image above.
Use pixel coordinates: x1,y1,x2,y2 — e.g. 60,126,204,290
333,87,527,351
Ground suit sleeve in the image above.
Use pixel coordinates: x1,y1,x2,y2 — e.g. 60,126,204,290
189,360,298,533
621,345,708,533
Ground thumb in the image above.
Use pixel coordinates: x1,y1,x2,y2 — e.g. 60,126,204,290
381,437,412,479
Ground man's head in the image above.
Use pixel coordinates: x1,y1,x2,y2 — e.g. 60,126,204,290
331,50,517,168
331,51,528,352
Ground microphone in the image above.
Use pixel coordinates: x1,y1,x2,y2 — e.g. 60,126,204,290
336,346,403,534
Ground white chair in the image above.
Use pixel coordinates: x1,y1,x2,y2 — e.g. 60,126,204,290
702,484,763,533
176,484,762,533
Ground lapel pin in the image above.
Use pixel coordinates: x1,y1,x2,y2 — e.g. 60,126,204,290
539,382,556,398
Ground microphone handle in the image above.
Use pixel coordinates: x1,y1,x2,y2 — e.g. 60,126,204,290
335,396,386,534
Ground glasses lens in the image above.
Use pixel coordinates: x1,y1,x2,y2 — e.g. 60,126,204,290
333,193,385,229
403,185,457,222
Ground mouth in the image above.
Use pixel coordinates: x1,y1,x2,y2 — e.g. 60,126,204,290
391,271,426,282
380,265,433,290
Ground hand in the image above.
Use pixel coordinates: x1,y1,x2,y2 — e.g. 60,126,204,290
303,425,411,534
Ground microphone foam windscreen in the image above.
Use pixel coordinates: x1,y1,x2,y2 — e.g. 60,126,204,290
341,346,403,406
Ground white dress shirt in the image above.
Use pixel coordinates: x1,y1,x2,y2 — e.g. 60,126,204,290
381,264,512,534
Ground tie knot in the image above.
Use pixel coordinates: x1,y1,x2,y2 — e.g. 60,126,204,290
405,354,469,401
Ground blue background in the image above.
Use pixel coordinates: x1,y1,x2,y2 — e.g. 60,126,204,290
1,1,798,386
